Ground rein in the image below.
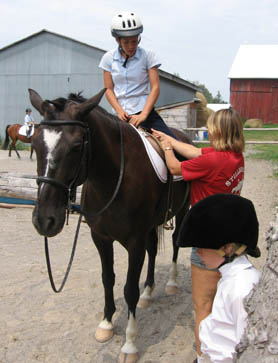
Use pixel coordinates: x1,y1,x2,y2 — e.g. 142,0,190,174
37,119,124,292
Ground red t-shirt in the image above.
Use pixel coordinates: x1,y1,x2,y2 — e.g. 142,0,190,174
181,147,244,206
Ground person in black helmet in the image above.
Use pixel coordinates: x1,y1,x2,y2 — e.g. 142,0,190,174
178,193,261,363
99,11,177,138
24,108,35,138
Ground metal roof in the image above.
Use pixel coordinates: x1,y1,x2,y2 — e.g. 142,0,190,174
207,103,230,112
0,29,107,54
228,44,278,79
0,29,198,91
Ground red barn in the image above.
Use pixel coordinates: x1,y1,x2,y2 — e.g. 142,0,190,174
228,45,278,124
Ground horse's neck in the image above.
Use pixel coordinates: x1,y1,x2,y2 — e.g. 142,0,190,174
89,109,120,148
87,110,123,179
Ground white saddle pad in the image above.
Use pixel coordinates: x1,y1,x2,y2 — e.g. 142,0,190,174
131,125,183,183
19,125,34,137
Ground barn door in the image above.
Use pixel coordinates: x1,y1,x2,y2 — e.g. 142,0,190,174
271,87,278,123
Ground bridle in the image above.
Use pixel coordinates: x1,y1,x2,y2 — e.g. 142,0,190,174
37,120,89,219
37,119,124,219
36,118,124,293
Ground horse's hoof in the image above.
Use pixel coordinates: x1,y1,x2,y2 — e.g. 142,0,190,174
137,297,152,309
165,285,178,295
119,352,139,363
95,327,113,342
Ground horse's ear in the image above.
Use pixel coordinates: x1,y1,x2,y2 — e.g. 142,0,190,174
76,88,106,119
29,89,44,115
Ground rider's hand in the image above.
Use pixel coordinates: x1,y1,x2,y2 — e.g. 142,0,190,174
129,113,147,128
117,110,130,122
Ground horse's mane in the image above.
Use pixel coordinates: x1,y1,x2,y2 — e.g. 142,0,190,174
68,92,87,103
68,92,120,122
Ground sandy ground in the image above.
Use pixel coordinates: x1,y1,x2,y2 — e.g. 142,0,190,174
0,149,278,363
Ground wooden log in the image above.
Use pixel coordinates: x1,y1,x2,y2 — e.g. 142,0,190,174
0,203,35,209
0,172,82,203
236,208,278,362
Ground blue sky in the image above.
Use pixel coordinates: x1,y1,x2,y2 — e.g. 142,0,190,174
1,0,278,101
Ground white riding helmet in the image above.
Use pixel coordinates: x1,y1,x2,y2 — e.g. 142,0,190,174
111,11,143,38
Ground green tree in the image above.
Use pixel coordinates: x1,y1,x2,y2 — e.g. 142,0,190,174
213,91,226,104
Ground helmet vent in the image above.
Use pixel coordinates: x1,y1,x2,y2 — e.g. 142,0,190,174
122,21,126,28
127,20,131,28
133,20,136,26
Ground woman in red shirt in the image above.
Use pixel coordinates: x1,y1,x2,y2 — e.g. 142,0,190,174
152,108,245,362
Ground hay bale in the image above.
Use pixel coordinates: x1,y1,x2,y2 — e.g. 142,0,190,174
196,106,214,128
196,92,207,107
195,92,215,127
244,118,263,128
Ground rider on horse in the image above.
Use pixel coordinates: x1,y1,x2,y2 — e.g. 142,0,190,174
24,108,35,138
99,11,177,138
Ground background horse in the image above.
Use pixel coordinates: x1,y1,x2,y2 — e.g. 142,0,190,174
2,123,37,159
29,88,191,363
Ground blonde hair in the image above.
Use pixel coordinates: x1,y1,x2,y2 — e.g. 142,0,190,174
206,108,245,152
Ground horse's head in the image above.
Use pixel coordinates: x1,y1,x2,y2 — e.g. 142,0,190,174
29,88,106,237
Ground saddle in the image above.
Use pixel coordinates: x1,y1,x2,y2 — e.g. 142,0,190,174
138,127,165,160
138,127,175,230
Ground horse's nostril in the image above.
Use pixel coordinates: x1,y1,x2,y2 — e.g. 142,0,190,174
45,217,55,230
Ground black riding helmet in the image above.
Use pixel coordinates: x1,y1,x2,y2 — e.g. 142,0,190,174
177,193,261,258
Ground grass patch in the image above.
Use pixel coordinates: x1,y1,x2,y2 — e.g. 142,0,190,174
244,124,278,142
244,125,278,177
246,144,278,162
244,125,278,167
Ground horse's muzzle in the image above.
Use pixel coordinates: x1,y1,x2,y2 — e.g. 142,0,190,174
32,204,66,237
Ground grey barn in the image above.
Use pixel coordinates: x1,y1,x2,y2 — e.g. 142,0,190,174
0,29,199,138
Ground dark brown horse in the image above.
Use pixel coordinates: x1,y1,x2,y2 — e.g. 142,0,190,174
29,88,191,362
2,123,38,159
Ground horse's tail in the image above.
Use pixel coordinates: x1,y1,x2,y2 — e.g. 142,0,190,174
2,125,10,150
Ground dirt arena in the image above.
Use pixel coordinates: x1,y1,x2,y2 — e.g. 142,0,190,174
1,149,278,363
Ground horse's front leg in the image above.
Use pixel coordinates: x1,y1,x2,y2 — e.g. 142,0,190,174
119,238,146,363
137,228,157,309
10,141,20,158
91,234,116,343
8,143,13,157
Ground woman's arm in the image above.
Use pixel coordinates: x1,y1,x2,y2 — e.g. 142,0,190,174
152,129,202,159
103,70,130,122
129,67,160,127
163,147,182,175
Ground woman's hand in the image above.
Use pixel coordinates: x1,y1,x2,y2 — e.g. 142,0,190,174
151,129,173,145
